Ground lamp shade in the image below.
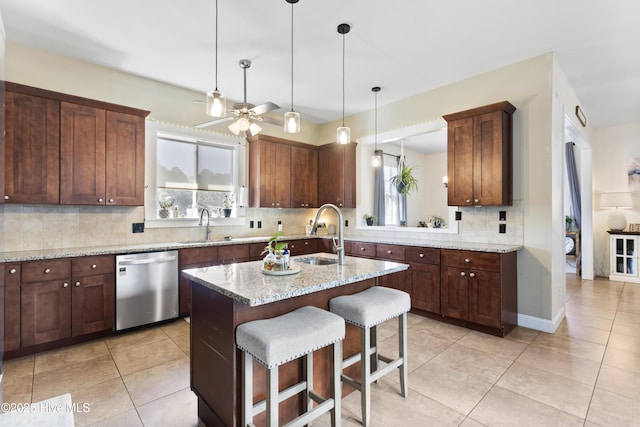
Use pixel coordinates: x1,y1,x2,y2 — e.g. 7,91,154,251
600,192,633,209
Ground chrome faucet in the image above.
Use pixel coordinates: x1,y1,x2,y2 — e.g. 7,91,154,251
199,208,211,241
311,203,345,265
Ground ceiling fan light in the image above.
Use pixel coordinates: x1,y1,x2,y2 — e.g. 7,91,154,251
228,121,241,135
284,111,300,133
206,89,226,117
249,122,262,136
236,117,251,132
337,126,350,145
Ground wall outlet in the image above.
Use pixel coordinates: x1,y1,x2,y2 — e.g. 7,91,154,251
499,223,506,234
499,210,507,221
132,222,144,233
455,211,462,221
249,220,254,228
345,219,349,227
257,220,262,229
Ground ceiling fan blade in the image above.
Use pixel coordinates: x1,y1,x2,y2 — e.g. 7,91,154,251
250,102,280,116
195,116,232,129
260,116,284,126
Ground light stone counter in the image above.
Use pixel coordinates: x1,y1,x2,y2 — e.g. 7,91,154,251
182,252,409,306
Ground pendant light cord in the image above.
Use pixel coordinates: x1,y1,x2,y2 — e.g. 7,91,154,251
341,31,346,126
374,89,378,151
214,0,219,90
290,2,294,111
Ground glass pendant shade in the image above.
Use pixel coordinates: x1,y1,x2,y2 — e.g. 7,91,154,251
371,152,382,167
284,111,300,133
337,126,350,145
206,89,226,117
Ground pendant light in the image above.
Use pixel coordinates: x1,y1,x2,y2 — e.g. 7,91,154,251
336,23,350,144
284,0,301,133
205,0,226,117
371,86,382,167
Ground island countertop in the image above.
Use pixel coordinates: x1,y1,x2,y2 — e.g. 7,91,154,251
182,252,409,306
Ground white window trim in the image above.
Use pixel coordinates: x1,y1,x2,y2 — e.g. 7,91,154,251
144,119,248,229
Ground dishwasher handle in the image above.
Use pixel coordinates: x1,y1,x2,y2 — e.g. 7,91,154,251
118,255,177,266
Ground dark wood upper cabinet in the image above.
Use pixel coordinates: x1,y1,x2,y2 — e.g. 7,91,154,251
4,82,149,206
290,145,318,208
444,101,515,206
317,143,356,208
4,90,60,204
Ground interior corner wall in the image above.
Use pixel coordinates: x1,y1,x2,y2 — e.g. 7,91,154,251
592,123,640,276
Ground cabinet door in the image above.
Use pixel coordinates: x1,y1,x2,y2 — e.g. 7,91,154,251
447,117,474,206
410,263,441,314
473,110,511,206
256,141,291,208
21,279,72,346
4,263,21,351
60,102,107,205
106,111,145,206
378,270,409,294
440,266,468,320
318,144,356,208
71,273,115,336
288,239,318,256
468,270,501,328
291,146,318,208
4,91,60,204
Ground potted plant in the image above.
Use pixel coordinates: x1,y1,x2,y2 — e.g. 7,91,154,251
428,215,446,229
223,194,234,217
390,165,419,195
261,232,289,271
565,215,574,231
363,214,376,226
158,196,175,218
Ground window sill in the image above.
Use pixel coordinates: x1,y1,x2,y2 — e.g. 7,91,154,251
145,217,246,229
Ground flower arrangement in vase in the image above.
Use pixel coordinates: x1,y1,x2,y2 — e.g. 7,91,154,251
261,232,289,271
222,194,234,217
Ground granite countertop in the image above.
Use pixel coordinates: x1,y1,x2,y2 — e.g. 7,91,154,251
0,234,522,263
182,252,409,306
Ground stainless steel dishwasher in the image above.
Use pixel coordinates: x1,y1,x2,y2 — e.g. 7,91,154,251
115,250,179,331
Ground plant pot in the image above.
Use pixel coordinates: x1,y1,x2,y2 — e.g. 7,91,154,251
366,218,374,226
159,208,170,218
223,208,232,218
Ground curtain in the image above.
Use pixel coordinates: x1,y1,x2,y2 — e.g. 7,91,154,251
373,150,385,225
565,142,582,270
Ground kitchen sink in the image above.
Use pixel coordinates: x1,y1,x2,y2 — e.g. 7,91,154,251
295,256,338,266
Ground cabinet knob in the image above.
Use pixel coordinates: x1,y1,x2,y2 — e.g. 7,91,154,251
419,253,424,258
75,281,81,287
44,268,51,274
98,198,104,203
276,202,280,207
460,271,466,277
92,264,97,269
474,199,479,203
301,203,305,207
469,273,476,278
108,198,114,203
466,199,471,203
271,203,275,206
360,247,366,251
387,250,392,254
3,195,8,200
9,268,17,274
464,258,471,263
62,282,69,288
304,241,309,245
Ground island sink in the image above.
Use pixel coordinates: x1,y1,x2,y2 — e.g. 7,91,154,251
295,256,338,265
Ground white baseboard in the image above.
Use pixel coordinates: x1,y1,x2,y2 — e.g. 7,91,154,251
517,307,566,333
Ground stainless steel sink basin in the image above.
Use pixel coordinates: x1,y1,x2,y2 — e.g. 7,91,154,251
177,240,214,244
295,256,338,266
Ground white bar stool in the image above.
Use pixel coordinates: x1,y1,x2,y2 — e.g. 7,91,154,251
329,286,410,427
236,306,346,427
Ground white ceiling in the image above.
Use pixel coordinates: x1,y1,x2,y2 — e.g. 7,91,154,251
1,0,639,130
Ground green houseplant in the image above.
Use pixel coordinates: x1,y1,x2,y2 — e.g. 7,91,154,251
390,165,419,195
158,195,175,218
222,194,234,217
363,214,376,226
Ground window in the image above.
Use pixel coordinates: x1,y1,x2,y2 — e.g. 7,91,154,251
383,154,401,225
145,121,246,226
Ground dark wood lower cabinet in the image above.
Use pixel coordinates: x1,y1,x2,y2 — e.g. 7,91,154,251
410,262,441,314
3,263,21,352
71,272,115,336
21,279,72,347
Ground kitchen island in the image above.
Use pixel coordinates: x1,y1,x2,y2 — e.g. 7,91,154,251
182,252,409,427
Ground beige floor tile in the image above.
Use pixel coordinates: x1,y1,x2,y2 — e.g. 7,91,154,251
90,409,143,427
32,354,120,402
596,364,640,401
122,356,190,407
34,340,110,374
105,327,170,351
564,311,615,331
457,331,528,361
617,300,640,316
429,343,514,383
602,346,640,375
378,326,453,368
1,355,35,403
469,386,584,427
109,337,186,376
553,320,611,345
459,417,487,427
171,330,191,355
505,326,539,344
137,387,200,427
70,378,135,427
532,332,606,363
410,317,471,342
516,345,601,386
497,362,593,418
607,331,640,354
566,297,620,316
2,355,35,378
587,387,640,426
160,318,190,339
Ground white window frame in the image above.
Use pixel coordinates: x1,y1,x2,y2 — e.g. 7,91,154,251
144,120,247,228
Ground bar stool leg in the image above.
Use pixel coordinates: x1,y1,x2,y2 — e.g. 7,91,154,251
266,365,279,427
399,312,408,398
243,352,254,427
361,326,371,427
371,325,378,380
332,340,342,427
305,352,313,416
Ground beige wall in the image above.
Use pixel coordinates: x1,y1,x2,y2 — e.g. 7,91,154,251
4,42,592,330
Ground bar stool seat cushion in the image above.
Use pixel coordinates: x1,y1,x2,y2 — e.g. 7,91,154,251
330,286,410,328
236,306,345,369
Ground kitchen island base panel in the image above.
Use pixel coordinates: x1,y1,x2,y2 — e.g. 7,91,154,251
190,277,376,427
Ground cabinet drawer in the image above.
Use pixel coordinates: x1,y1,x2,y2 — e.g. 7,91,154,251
350,241,376,258
72,255,114,276
21,259,71,283
441,249,500,272
288,239,318,255
218,244,249,263
406,247,440,265
180,246,219,265
376,244,405,261
249,242,266,259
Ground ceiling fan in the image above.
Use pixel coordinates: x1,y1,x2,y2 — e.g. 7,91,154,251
196,59,282,136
